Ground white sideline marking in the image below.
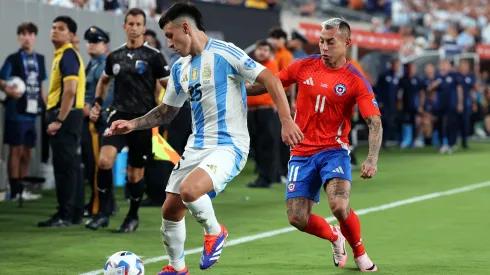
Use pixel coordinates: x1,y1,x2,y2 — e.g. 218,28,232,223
80,181,490,275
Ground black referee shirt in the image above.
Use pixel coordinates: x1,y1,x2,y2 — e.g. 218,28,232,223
104,42,170,114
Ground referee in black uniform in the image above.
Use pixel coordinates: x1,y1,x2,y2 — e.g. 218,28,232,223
87,8,170,232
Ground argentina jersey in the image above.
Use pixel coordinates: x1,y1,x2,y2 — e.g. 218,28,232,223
162,38,266,153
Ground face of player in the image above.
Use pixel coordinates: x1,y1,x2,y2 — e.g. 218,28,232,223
18,31,36,51
51,21,74,46
425,64,435,78
408,63,416,76
459,61,470,74
254,45,272,63
86,41,107,57
124,15,146,41
163,22,192,57
439,60,450,74
319,28,350,66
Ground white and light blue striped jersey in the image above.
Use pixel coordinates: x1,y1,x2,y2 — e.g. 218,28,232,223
162,38,266,154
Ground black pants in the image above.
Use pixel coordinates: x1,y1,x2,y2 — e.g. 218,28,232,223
46,109,84,221
248,108,281,184
438,108,459,147
145,106,192,204
381,108,397,146
459,108,471,148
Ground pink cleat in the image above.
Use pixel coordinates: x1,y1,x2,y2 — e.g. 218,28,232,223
330,225,348,268
157,265,189,275
355,253,378,272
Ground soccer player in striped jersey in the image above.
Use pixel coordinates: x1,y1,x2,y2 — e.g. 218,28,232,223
103,2,303,275
248,18,382,272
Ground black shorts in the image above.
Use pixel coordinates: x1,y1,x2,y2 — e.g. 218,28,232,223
102,110,152,168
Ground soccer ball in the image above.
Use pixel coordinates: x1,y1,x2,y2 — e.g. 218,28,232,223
5,76,26,95
104,251,144,275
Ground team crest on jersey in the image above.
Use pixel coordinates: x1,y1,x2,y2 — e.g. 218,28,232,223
191,68,199,82
207,164,217,174
334,83,347,96
244,58,256,69
135,60,148,74
287,182,296,192
372,98,379,108
202,64,212,80
112,64,120,75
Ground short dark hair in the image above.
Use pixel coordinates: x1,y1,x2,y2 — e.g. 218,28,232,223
125,8,146,25
53,16,77,34
159,2,205,32
17,22,38,35
269,28,287,40
145,29,157,38
255,40,273,51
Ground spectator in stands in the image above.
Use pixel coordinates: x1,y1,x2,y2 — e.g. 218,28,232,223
39,16,86,227
441,25,461,57
0,22,47,202
247,40,280,188
288,30,308,60
127,0,157,20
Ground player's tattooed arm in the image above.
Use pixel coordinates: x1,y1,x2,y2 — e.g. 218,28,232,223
365,115,383,162
133,104,180,130
245,83,267,96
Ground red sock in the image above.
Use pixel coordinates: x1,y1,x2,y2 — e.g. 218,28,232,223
303,214,338,242
339,209,365,258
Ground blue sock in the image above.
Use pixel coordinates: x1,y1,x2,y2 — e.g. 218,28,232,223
432,130,440,147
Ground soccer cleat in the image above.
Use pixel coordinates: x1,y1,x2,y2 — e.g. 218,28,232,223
115,216,139,233
354,253,378,272
200,224,228,270
157,265,189,275
330,225,348,268
85,215,109,230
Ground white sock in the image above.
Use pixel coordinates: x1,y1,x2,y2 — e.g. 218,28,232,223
161,218,186,271
183,195,221,235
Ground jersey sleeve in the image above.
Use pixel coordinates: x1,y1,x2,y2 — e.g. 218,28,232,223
59,48,80,81
104,54,114,77
276,59,302,87
354,77,381,118
0,56,13,79
215,42,265,84
162,63,187,108
153,53,170,81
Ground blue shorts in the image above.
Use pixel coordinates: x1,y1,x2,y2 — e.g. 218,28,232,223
3,120,37,147
285,149,352,203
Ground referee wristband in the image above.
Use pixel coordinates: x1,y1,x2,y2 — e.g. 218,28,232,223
56,118,64,124
94,97,104,107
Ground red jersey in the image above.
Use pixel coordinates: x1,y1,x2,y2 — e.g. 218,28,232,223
277,55,380,157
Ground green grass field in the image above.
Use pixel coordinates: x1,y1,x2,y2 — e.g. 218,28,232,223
2,143,490,275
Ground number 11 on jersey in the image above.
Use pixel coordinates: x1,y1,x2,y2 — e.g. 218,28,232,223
315,94,326,113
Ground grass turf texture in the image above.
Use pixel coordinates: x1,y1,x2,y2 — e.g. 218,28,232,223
1,143,489,275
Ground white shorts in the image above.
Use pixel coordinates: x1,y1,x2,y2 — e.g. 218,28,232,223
166,146,248,196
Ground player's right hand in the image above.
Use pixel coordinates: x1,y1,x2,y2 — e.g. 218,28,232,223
89,103,101,122
281,119,304,147
5,86,21,99
104,120,135,136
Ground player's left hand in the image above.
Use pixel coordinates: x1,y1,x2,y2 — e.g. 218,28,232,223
360,158,377,179
281,119,304,147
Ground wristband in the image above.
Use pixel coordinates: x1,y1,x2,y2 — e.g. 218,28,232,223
94,97,104,106
56,118,64,124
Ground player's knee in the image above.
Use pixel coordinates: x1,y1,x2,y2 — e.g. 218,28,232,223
162,194,187,221
330,203,350,220
288,213,308,230
179,183,199,202
98,155,115,170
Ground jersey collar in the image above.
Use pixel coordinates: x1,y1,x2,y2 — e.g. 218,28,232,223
54,43,74,56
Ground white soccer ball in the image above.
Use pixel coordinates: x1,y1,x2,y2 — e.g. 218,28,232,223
6,76,26,96
104,251,144,275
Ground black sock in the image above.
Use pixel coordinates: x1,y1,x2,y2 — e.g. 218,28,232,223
97,168,113,216
9,179,22,197
126,178,145,218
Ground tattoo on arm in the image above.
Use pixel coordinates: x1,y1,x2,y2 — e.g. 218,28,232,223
133,104,180,130
365,115,383,162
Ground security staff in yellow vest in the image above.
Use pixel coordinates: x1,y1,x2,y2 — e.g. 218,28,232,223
38,16,86,228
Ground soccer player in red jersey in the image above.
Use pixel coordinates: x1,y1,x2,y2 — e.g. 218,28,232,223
247,18,382,272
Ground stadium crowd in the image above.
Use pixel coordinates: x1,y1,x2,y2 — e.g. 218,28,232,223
1,1,490,229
